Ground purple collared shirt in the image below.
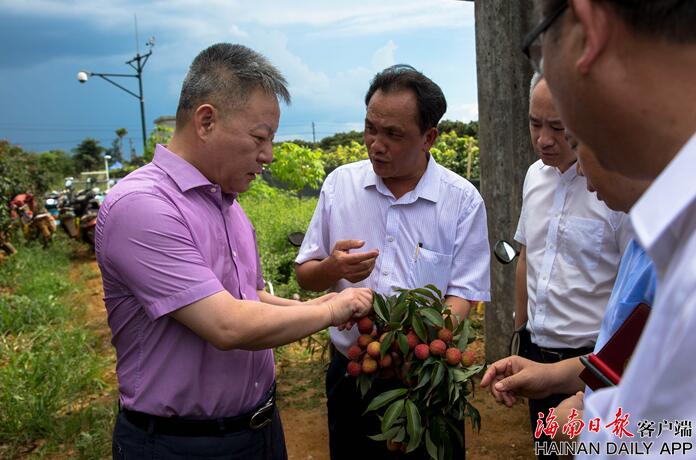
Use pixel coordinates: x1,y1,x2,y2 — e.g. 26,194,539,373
95,144,274,418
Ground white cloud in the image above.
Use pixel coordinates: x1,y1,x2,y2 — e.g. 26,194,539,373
371,40,397,71
444,102,478,122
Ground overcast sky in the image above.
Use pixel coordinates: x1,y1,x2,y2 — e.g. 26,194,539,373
0,0,478,157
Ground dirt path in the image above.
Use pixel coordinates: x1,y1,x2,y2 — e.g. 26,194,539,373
77,256,535,460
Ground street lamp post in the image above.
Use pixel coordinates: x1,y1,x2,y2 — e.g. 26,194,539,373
104,155,112,191
77,38,154,156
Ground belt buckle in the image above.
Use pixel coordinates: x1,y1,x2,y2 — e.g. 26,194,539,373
249,398,274,429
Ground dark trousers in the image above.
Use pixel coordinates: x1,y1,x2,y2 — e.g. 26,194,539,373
519,332,592,460
112,408,287,460
326,351,465,460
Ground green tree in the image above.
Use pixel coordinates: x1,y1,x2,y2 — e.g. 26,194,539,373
142,125,174,163
318,130,364,151
105,128,128,164
269,142,325,193
36,150,76,189
72,138,105,173
430,131,480,179
320,140,368,171
437,120,479,138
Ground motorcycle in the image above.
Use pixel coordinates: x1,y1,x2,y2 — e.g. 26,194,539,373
11,194,56,248
78,196,101,247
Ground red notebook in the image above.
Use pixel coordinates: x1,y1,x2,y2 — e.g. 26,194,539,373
579,303,651,391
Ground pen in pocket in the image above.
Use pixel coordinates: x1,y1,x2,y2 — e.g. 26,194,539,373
414,242,423,261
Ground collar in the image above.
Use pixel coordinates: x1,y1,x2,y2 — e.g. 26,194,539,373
631,131,696,260
152,144,213,193
362,154,441,203
538,160,578,182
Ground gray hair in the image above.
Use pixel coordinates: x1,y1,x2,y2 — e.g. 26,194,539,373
529,72,544,103
176,43,290,127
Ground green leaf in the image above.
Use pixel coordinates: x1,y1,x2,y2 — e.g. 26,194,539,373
414,368,432,390
367,425,400,441
412,287,439,302
397,332,409,355
424,284,443,299
358,374,371,397
425,430,438,460
381,399,406,432
380,331,395,358
391,295,409,323
405,400,423,453
427,362,445,397
420,308,445,328
373,294,388,323
393,426,406,443
411,313,428,342
364,388,408,413
457,320,471,351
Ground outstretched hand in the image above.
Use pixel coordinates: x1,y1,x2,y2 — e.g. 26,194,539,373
480,355,552,407
326,240,379,284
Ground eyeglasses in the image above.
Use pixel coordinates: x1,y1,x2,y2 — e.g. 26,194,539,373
521,0,569,74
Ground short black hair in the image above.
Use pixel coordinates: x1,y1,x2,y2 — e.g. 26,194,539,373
541,0,696,43
176,43,290,128
364,65,447,134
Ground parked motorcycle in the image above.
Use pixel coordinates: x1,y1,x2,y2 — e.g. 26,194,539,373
78,197,101,247
12,194,56,248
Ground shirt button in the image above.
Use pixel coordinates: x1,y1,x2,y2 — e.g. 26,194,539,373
232,251,237,258
210,186,217,193
387,236,394,242
542,276,547,280
241,293,247,299
382,271,389,276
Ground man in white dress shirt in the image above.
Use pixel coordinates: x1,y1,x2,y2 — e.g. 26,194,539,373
514,75,628,458
530,0,696,457
295,65,491,459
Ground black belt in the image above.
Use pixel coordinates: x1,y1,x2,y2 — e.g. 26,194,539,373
121,383,276,437
532,341,593,363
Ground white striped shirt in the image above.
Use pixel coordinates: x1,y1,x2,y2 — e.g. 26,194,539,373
296,157,491,357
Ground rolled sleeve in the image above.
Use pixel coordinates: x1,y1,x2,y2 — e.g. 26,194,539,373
296,179,333,265
446,195,491,302
100,193,224,320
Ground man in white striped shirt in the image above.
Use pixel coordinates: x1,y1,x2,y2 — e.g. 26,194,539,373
295,65,491,460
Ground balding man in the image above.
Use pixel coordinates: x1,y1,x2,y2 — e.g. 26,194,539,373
513,75,628,458
527,0,696,455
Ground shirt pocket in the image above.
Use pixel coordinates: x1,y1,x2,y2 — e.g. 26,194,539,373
559,216,604,270
409,247,453,298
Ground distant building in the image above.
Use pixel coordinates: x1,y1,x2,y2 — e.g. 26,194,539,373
153,116,176,130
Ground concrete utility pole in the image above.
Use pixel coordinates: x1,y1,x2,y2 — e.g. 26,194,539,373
474,0,538,362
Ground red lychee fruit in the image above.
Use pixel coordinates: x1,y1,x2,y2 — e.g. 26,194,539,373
390,351,402,367
406,331,420,350
437,328,453,343
367,341,381,359
379,353,393,368
414,343,430,360
358,334,373,349
386,440,402,452
347,361,362,377
358,317,374,334
461,350,476,367
347,345,362,361
362,357,378,374
445,347,462,366
430,339,447,356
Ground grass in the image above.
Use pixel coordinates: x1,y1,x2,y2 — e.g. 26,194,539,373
0,237,113,459
239,183,319,299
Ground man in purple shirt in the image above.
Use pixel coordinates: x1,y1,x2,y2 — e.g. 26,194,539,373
96,43,373,460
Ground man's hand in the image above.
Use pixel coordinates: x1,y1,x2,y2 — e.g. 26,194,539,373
480,355,554,407
326,240,379,283
326,287,373,327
